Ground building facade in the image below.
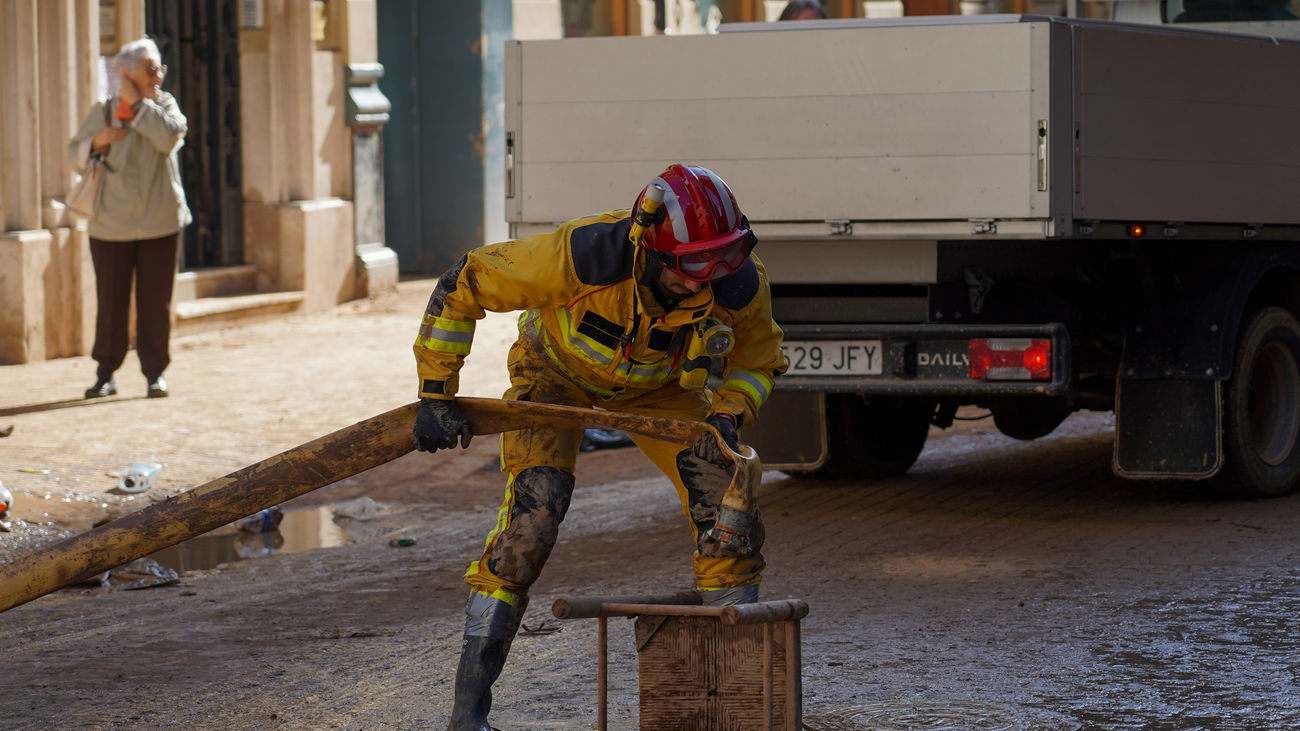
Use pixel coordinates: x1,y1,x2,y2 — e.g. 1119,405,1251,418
0,0,396,364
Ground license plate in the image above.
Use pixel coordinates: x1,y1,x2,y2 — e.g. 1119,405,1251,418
781,340,883,376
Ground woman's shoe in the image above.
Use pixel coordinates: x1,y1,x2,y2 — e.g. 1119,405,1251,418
146,376,169,398
85,377,117,399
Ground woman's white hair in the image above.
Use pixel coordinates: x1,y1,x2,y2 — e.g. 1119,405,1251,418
114,38,162,73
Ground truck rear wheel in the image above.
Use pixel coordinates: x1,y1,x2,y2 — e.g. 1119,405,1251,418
814,394,932,479
1221,307,1300,498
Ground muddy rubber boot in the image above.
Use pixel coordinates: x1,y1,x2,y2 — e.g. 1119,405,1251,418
447,634,512,731
448,589,527,731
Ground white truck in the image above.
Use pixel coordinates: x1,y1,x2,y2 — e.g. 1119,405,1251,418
503,11,1300,497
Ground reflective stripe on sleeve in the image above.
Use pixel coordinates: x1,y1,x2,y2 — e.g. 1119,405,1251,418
723,368,773,408
415,315,476,355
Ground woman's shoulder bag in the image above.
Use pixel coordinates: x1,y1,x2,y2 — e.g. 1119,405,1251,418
66,99,114,221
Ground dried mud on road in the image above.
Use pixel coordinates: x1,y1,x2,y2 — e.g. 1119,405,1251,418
4,282,1300,729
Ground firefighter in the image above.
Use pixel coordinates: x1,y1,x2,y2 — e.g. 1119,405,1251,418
412,164,786,730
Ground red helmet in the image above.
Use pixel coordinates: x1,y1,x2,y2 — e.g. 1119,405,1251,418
631,164,754,283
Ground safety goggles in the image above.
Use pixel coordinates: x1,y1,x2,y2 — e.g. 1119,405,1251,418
661,231,755,283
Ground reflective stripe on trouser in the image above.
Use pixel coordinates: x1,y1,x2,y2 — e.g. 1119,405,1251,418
699,584,759,606
463,341,765,598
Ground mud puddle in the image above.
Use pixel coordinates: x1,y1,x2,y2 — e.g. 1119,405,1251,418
148,505,355,573
1,481,388,573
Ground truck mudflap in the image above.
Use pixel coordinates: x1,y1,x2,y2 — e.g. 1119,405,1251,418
1113,378,1223,480
774,323,1071,396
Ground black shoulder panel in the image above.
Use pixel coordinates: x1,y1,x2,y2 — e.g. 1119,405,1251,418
711,259,759,310
570,218,635,286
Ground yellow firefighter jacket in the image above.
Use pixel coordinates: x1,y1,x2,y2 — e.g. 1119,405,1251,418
414,210,786,426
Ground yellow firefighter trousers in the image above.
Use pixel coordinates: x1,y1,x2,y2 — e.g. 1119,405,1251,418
464,340,765,599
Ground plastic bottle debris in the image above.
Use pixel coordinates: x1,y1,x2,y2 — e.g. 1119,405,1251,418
100,558,180,590
332,496,377,521
237,506,284,533
235,529,284,558
116,463,162,493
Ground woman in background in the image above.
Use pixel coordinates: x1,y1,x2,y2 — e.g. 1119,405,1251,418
68,37,190,399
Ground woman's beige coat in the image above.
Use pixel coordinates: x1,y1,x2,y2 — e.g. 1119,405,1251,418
67,91,191,241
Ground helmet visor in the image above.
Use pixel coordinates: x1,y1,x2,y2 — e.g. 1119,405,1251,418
669,234,754,283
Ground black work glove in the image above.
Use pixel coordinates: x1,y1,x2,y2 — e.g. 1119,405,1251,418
706,413,739,452
413,398,473,453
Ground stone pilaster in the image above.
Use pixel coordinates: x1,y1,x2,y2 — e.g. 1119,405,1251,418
339,1,396,296
1,0,43,233
0,0,98,363
39,0,79,227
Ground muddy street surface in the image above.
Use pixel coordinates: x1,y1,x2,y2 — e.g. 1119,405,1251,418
3,282,1300,729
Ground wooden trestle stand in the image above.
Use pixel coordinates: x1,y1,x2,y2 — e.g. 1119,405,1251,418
552,592,808,731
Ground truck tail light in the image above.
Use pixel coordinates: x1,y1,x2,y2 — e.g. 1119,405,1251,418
969,338,1051,380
